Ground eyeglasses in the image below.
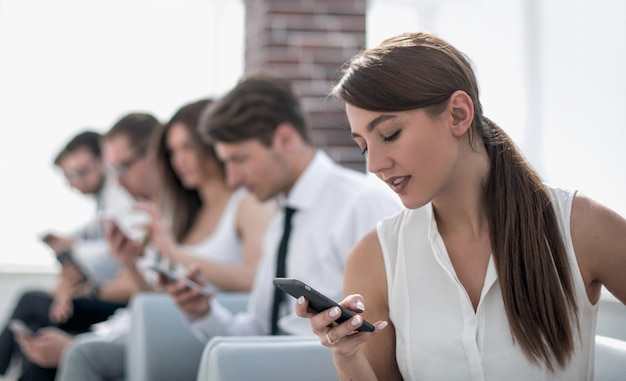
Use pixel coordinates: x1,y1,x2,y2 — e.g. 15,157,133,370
107,152,144,176
64,163,99,181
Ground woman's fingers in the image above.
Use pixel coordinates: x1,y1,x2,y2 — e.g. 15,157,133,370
295,296,312,317
341,294,366,312
323,314,366,346
297,293,387,351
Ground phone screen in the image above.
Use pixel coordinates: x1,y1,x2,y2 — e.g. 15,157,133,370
273,278,374,332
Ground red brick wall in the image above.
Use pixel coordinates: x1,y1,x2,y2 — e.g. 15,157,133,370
243,0,367,171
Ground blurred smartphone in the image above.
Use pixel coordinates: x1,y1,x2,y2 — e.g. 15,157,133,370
55,250,78,266
9,319,34,337
54,250,89,281
147,263,215,297
272,278,375,332
99,208,150,242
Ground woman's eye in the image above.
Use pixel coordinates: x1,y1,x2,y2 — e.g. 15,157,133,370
360,147,368,156
383,130,400,142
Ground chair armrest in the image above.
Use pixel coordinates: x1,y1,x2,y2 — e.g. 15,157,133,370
127,292,250,381
196,336,337,381
197,334,626,381
597,288,626,341
595,335,626,380
127,293,205,381
214,292,249,314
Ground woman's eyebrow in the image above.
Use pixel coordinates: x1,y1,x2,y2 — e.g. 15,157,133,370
366,114,397,132
351,114,399,138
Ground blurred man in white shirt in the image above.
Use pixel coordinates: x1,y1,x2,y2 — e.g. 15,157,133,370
165,73,402,339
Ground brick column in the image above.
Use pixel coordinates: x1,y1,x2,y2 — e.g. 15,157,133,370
244,0,367,171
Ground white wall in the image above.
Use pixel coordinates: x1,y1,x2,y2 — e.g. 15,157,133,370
0,270,57,327
540,0,626,216
1,0,625,266
0,0,244,269
367,0,626,219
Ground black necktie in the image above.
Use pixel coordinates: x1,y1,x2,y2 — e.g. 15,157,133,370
270,206,297,335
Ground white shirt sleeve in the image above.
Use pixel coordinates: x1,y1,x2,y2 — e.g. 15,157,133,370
187,299,265,342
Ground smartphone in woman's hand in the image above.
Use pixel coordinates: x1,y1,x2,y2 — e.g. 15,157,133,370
273,278,375,332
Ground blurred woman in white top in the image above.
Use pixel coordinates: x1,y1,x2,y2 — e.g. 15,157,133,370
113,98,275,293
139,98,275,290
54,99,275,381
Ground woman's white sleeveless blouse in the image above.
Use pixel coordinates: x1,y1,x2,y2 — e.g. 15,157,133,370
377,186,598,380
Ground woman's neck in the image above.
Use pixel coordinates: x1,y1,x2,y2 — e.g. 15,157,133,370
181,179,233,246
197,178,233,207
432,145,491,239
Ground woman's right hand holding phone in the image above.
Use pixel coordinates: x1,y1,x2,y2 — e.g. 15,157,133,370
295,294,387,355
296,294,391,381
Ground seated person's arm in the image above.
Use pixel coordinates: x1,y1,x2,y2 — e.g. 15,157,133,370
296,230,402,381
571,193,626,304
50,265,87,323
167,195,275,291
41,232,74,254
103,221,155,296
158,265,264,341
95,267,142,303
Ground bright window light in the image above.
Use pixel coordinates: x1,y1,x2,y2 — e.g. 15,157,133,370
0,0,244,270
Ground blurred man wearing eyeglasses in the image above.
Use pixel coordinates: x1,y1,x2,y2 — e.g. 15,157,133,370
42,131,135,253
7,114,163,381
0,130,138,381
102,113,160,201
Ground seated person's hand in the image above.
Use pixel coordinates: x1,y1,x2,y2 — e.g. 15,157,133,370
55,268,89,298
59,264,86,284
50,294,74,323
41,233,74,254
15,327,74,368
104,220,144,267
158,265,214,320
134,201,178,258
296,294,382,355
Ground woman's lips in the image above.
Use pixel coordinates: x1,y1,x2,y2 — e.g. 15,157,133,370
387,175,410,193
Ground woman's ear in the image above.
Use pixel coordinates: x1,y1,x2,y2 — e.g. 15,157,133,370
449,90,474,137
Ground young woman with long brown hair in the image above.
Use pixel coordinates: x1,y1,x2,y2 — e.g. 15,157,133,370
297,32,626,380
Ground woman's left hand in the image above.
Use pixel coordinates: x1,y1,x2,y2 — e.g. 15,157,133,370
295,293,387,356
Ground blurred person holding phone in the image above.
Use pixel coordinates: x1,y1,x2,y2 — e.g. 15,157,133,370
153,74,401,348
0,130,135,380
8,113,162,381
104,100,275,295
57,99,275,381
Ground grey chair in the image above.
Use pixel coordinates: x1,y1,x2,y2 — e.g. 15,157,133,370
597,289,626,341
595,335,626,381
127,292,249,381
195,334,626,381
196,335,338,381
